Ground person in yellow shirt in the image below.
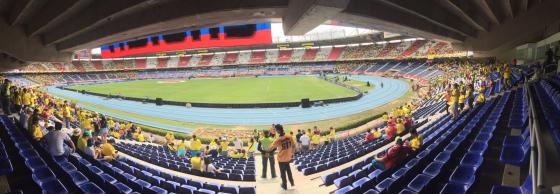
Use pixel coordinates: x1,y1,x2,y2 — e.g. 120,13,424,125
382,112,389,127
190,135,202,156
177,139,187,157
137,131,145,142
191,153,202,171
476,89,486,106
396,118,406,134
22,88,31,107
328,127,336,143
311,133,320,150
100,139,120,161
31,122,44,141
247,138,256,158
219,138,230,157
77,130,92,152
165,132,175,144
458,90,466,111
406,129,423,152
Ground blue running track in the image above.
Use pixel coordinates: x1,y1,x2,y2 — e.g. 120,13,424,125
46,75,409,133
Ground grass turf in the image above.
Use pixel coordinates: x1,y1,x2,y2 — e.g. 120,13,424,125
67,76,359,103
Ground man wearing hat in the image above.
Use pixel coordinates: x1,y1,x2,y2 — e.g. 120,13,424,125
269,124,295,190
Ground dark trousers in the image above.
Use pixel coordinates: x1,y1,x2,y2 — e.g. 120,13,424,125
2,98,11,115
261,154,276,178
279,162,294,186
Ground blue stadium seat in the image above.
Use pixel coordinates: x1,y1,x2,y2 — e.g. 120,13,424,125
439,182,468,194
146,186,168,194
41,179,69,194
399,189,417,194
499,138,530,166
78,182,105,194
407,174,432,193
178,185,197,194
238,186,256,194
364,189,380,194
422,162,443,177
115,182,133,194
460,153,483,168
334,185,353,194
220,185,238,194
321,173,339,186
449,165,476,186
375,178,395,194
334,176,353,188
434,152,451,164
490,175,532,194
68,171,89,186
351,177,370,192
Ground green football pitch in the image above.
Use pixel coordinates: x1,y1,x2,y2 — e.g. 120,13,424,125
66,76,360,103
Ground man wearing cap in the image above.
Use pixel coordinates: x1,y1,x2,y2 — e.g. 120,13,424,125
269,124,295,190
371,136,410,170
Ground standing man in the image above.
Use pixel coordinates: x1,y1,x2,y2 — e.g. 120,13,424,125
1,79,12,115
269,124,295,190
257,130,276,179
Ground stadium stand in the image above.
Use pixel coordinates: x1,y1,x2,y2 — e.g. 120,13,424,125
223,53,239,65
250,51,266,64
277,50,292,63
303,49,318,61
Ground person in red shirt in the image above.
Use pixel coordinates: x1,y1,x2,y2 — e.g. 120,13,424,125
385,123,397,140
371,137,410,170
363,129,375,144
404,115,413,130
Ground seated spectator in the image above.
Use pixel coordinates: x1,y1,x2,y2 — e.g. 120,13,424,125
100,138,121,161
404,115,413,129
382,112,389,127
202,157,221,174
406,129,423,152
363,129,376,144
43,122,75,157
233,137,243,152
396,118,406,134
209,139,219,158
328,127,336,143
165,131,175,144
371,137,410,170
191,153,202,171
77,130,92,153
137,131,145,142
386,123,397,140
177,139,187,158
30,119,44,141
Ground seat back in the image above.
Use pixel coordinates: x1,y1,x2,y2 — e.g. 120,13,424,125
521,175,532,194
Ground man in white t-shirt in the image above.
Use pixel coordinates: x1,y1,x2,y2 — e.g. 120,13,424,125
300,133,310,152
233,137,243,152
43,122,76,157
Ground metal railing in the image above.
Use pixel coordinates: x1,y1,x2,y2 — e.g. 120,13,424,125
524,78,546,194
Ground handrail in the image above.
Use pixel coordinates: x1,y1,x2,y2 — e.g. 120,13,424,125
524,78,546,194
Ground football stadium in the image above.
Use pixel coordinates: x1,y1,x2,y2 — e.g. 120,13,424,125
0,1,559,194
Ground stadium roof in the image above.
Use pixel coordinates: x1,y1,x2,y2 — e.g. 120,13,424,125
0,0,559,69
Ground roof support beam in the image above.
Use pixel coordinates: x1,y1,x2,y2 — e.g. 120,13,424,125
25,0,94,37
473,0,500,24
9,0,47,26
41,0,151,46
341,0,465,42
516,0,528,15
375,0,478,38
282,0,350,36
500,0,514,19
436,0,487,32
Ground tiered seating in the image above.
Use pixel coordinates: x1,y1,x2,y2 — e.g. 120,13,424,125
146,58,158,69
135,59,147,69
500,88,530,166
156,58,169,68
209,53,225,66
223,53,239,65
92,61,104,70
188,55,201,67
399,40,427,59
114,142,256,182
303,49,318,61
1,117,256,194
533,79,560,152
237,52,251,64
277,50,292,63
316,47,332,61
198,54,214,66
250,51,265,63
167,57,180,68
295,119,428,176
290,49,305,62
177,56,191,67
376,43,400,58
265,50,278,63
328,47,344,60
71,61,86,72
